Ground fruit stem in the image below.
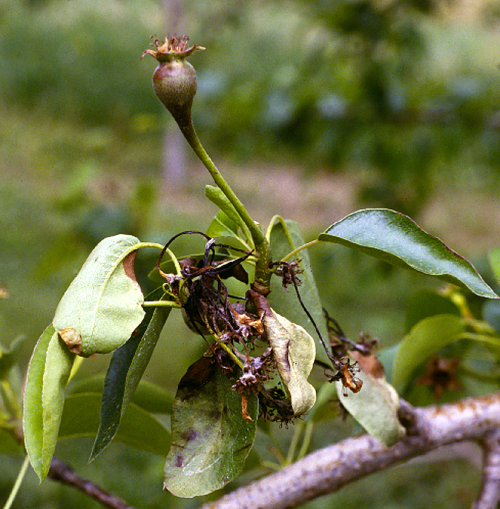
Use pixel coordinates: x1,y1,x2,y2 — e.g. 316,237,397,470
179,119,272,292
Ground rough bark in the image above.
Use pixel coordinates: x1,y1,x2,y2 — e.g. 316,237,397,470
200,393,500,509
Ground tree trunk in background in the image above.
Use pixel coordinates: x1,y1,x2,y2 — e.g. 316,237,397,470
162,0,188,196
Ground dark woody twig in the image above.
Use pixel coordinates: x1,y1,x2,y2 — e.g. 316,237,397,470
48,458,137,509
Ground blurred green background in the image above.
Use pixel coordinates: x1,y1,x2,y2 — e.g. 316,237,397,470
0,0,498,506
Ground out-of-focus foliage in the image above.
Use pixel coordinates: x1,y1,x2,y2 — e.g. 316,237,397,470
0,1,499,507
1,0,499,216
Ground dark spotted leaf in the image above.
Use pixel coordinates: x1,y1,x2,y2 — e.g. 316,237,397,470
319,209,498,299
164,357,258,498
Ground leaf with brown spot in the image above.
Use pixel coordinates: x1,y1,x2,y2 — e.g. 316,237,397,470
53,235,145,356
336,354,405,446
164,357,258,498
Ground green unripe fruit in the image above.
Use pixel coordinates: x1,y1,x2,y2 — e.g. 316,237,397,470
142,35,205,133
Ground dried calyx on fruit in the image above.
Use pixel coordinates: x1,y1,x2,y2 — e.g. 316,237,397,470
141,35,205,133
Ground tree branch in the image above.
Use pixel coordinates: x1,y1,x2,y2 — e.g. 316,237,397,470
201,393,500,509
473,428,500,509
48,458,137,509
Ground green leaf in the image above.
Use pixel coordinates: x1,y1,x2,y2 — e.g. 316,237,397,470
336,356,405,446
405,289,460,332
90,288,171,461
0,335,26,379
304,378,339,423
319,209,498,299
164,357,258,498
59,393,170,456
23,325,76,481
484,300,500,336
205,185,247,232
0,428,23,456
69,376,174,415
489,247,500,283
262,310,316,416
268,218,330,365
206,210,239,239
392,314,466,392
53,234,145,356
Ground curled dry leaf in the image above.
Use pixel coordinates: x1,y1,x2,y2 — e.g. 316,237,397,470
254,293,316,416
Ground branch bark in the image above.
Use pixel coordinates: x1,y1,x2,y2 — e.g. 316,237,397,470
473,428,500,509
201,393,500,509
48,458,137,509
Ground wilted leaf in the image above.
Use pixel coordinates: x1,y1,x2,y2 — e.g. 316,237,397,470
268,218,330,365
23,325,76,481
336,353,405,446
59,393,170,455
392,314,466,392
319,209,498,299
90,288,171,461
164,357,258,498
262,309,316,416
53,234,145,356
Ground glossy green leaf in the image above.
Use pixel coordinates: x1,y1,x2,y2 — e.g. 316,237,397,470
164,357,258,498
53,234,145,356
262,310,316,415
59,393,170,455
336,357,405,446
405,289,460,332
319,209,498,299
205,185,247,232
392,314,466,392
23,325,76,481
268,218,330,365
69,376,173,415
90,288,171,461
